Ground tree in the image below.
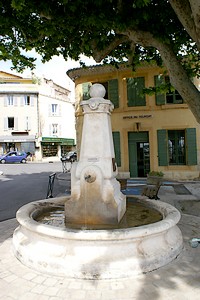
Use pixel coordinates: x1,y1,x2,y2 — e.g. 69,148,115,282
1,0,200,121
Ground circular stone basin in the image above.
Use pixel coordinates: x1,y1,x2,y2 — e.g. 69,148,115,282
35,198,163,229
12,196,183,279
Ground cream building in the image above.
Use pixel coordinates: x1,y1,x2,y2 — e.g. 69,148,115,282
0,71,76,161
67,63,200,180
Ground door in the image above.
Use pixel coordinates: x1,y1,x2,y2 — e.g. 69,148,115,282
128,132,150,177
137,142,150,177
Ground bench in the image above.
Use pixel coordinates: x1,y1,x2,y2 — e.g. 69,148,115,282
142,181,161,200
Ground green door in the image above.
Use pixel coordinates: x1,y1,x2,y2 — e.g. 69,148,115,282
128,132,150,177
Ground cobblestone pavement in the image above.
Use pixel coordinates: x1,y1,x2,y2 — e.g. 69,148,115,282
0,182,200,300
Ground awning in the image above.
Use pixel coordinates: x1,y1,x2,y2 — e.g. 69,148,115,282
42,137,75,146
0,135,36,143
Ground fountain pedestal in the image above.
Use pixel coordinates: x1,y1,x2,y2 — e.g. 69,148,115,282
65,84,126,225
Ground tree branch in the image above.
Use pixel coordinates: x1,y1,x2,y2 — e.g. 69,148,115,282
91,35,129,63
189,0,200,49
119,28,200,123
169,0,200,50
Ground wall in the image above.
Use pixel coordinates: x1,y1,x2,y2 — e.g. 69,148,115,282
69,64,200,180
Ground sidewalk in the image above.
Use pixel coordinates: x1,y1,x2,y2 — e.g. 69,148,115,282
0,180,200,299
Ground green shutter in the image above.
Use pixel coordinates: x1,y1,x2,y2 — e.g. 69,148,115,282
108,79,119,108
157,129,168,166
82,82,91,100
154,75,165,105
186,128,197,165
127,77,146,107
112,131,121,167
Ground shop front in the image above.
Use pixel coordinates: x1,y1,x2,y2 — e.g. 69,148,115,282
0,135,36,155
41,137,75,160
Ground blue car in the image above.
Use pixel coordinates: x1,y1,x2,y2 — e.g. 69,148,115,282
0,151,28,164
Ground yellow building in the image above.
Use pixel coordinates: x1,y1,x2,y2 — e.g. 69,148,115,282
67,63,200,180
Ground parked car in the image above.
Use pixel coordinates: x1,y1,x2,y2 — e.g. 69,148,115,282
61,151,77,163
0,151,28,164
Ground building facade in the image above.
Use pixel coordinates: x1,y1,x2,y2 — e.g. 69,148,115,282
0,71,76,161
67,63,200,180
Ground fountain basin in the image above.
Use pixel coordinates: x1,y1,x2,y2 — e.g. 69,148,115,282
13,196,183,279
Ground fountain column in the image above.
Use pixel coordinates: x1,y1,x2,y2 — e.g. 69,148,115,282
65,84,126,225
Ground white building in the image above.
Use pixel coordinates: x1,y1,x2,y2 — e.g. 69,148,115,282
0,71,76,161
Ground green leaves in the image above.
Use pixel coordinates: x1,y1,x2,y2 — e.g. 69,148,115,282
0,0,198,79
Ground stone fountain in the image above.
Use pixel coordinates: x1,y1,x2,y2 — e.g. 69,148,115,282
65,83,126,226
12,84,183,279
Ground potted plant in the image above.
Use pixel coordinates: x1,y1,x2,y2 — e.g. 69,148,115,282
147,171,164,185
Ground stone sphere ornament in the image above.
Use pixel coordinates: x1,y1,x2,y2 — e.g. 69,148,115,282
89,83,106,98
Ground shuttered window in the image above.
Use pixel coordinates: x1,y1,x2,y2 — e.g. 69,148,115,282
154,75,183,105
112,131,121,167
82,82,92,100
154,75,165,105
168,130,185,165
127,77,146,107
157,129,197,166
186,128,197,165
157,130,168,166
108,79,119,108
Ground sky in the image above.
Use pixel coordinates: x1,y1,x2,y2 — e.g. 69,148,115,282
0,50,97,92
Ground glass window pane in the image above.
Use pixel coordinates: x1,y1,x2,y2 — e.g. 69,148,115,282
168,130,185,165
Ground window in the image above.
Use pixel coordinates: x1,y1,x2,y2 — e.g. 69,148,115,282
51,104,58,116
24,96,30,105
112,131,121,167
168,130,185,165
165,77,183,104
82,79,119,108
8,96,14,105
155,75,183,105
127,77,146,107
25,116,31,131
42,144,58,157
52,123,58,135
82,82,92,100
157,128,197,166
8,117,14,129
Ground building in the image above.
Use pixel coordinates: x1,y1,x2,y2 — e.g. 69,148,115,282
67,63,200,180
0,71,76,161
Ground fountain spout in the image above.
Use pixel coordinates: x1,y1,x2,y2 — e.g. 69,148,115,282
65,84,126,225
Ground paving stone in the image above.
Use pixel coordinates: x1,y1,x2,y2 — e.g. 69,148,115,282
3,274,19,283
0,183,200,300
43,286,60,296
43,277,59,287
31,284,48,294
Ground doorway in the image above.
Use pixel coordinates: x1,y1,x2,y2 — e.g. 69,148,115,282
128,132,150,177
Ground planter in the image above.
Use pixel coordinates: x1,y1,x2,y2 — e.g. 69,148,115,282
147,175,163,185
117,178,127,190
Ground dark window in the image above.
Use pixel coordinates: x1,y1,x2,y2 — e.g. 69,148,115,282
25,96,30,105
168,130,185,165
165,77,183,104
8,117,14,129
99,82,108,99
157,129,197,166
154,75,183,105
92,80,119,108
82,80,119,107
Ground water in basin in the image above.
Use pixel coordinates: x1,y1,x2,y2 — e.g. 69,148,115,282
35,197,162,230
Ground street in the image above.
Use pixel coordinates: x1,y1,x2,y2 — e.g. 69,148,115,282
0,162,69,222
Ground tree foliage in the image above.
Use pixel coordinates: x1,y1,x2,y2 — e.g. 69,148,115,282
1,0,200,121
